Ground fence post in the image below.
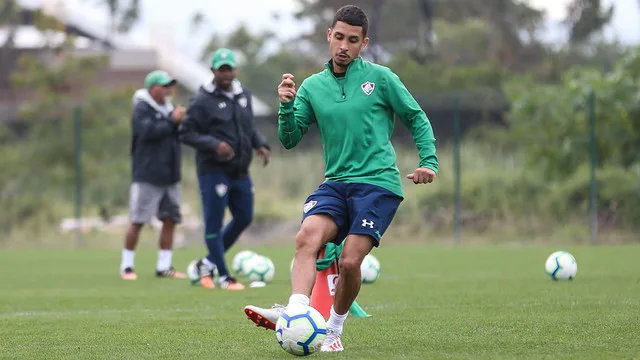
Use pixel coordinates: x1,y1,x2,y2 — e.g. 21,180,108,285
74,106,83,248
453,94,462,245
588,90,598,244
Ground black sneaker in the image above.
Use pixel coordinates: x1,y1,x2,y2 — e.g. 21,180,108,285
156,266,187,279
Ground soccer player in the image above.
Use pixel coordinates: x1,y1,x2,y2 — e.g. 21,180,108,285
180,48,271,291
243,5,438,352
121,70,187,280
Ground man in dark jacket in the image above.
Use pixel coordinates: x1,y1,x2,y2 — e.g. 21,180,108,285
120,70,187,281
180,48,270,291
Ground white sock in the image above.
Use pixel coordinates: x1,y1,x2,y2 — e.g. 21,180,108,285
121,249,135,271
287,294,310,308
156,250,173,271
202,257,215,271
326,305,348,333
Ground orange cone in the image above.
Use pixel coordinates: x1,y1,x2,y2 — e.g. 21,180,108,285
310,248,339,319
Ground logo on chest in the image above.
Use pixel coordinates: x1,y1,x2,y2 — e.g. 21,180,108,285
361,81,375,96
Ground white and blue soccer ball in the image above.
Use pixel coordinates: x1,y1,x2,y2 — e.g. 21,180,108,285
275,305,327,356
545,251,577,280
243,255,275,283
361,253,381,284
232,250,258,277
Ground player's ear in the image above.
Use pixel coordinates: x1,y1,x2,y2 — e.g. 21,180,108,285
327,28,332,42
361,37,369,50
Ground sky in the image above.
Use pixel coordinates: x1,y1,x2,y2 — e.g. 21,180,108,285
16,0,640,60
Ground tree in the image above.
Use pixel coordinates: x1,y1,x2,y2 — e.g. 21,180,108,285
292,0,545,68
565,0,615,44
0,0,19,50
84,0,140,46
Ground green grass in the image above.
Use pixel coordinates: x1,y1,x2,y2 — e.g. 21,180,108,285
0,244,640,359
1,244,639,359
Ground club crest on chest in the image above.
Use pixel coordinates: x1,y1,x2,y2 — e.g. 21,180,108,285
361,81,375,96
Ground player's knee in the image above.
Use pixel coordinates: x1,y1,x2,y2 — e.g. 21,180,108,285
295,226,324,255
235,210,253,230
338,255,361,275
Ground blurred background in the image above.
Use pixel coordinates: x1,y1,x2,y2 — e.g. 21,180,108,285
1,0,639,249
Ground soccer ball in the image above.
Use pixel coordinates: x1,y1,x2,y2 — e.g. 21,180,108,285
361,253,381,284
186,260,218,285
243,255,275,283
232,250,258,277
545,251,577,280
276,305,327,356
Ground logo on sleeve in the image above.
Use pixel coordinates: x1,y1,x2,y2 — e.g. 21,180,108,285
303,200,317,213
361,81,375,96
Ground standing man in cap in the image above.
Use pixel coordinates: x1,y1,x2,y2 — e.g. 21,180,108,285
180,48,271,291
120,70,187,280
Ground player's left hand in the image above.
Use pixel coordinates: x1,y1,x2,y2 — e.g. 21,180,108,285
256,146,270,167
407,168,436,184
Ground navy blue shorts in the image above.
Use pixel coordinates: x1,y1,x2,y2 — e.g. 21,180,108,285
301,181,403,247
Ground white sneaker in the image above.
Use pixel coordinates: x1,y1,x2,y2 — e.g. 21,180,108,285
244,304,286,330
321,328,344,352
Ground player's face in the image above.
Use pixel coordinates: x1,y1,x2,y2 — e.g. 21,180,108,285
213,65,236,91
327,21,369,72
149,85,172,104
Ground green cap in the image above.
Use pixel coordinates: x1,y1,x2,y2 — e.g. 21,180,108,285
210,48,237,69
144,70,176,89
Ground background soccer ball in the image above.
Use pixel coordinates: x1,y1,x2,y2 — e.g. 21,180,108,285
232,250,258,277
361,253,381,284
243,255,275,283
545,251,577,280
275,305,327,356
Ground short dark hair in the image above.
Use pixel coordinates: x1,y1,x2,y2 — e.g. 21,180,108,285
332,5,369,37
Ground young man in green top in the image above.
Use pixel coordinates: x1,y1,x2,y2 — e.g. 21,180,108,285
244,5,438,352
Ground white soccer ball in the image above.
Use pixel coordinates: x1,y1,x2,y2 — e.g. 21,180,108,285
243,255,275,283
545,251,577,280
276,305,327,356
361,253,381,284
232,250,258,277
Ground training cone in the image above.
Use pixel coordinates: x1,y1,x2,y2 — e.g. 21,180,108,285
310,248,338,319
310,248,372,319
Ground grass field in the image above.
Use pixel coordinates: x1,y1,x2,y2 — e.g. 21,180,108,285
1,244,639,359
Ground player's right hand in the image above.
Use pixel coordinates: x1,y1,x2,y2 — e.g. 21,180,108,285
278,73,297,103
216,141,235,161
171,106,186,123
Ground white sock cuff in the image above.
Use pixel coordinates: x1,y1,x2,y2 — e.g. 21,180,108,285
330,305,348,319
288,294,310,307
121,249,135,271
156,250,173,271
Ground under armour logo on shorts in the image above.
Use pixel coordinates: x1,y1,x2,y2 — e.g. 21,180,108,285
362,219,374,228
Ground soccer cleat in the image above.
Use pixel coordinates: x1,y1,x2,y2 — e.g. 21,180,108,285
244,304,286,330
321,328,344,352
156,267,187,279
120,267,137,280
219,276,245,290
195,259,216,289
